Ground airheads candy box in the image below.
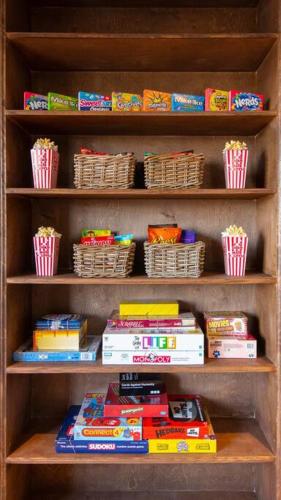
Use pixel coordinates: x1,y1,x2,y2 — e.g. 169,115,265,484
48,92,78,111
229,91,264,111
24,92,48,111
205,88,229,112
78,91,112,111
73,393,142,441
171,93,204,112
143,90,171,112
112,92,142,112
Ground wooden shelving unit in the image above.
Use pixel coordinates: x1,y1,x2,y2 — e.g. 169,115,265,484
1,0,281,499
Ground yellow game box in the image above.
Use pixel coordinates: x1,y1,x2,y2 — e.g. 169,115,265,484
119,301,179,316
33,326,86,351
148,422,217,454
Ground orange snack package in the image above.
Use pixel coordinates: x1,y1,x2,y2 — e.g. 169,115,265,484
143,90,171,112
148,226,182,244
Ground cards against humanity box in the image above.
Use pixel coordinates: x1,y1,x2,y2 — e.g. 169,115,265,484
104,383,169,418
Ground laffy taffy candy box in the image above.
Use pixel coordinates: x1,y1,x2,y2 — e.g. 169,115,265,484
78,91,112,111
171,93,204,112
24,92,48,111
112,92,142,112
205,88,229,111
143,90,171,112
229,91,264,111
48,92,78,111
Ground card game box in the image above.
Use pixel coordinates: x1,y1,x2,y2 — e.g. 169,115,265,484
143,395,209,439
119,373,165,396
73,392,142,441
56,406,148,454
104,383,169,417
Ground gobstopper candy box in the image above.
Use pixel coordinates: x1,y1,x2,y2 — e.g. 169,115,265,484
143,395,209,439
73,393,142,441
104,383,169,417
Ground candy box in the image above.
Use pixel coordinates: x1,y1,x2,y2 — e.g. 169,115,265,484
205,88,229,112
143,395,209,439
143,90,171,112
112,92,142,112
48,92,78,111
208,334,257,359
24,92,48,111
171,93,205,112
104,383,169,417
73,393,142,441
78,91,112,111
119,301,179,316
204,311,248,337
80,236,115,246
229,91,264,112
56,406,148,454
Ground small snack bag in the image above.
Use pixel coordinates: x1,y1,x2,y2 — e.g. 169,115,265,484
33,226,61,276
221,225,248,277
31,138,59,189
223,140,248,189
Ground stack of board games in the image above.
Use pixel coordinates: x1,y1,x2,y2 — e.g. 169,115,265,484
55,379,217,455
103,301,204,365
205,311,257,359
13,314,101,363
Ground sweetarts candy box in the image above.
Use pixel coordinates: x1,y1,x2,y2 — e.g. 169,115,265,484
56,406,148,454
171,93,204,112
143,395,209,439
24,92,48,110
104,383,169,417
229,91,264,111
48,92,78,111
112,92,142,112
73,393,142,441
205,88,229,111
78,91,112,111
143,89,171,112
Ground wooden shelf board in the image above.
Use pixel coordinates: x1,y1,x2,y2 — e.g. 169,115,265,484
6,32,276,71
6,272,276,285
5,110,277,136
30,0,260,7
6,357,275,374
5,188,275,200
6,417,274,464
28,492,258,500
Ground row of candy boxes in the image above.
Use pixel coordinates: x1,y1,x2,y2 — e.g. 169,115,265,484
24,89,264,112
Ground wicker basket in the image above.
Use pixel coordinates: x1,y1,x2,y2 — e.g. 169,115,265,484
74,153,136,189
144,152,205,189
73,243,136,278
144,241,205,278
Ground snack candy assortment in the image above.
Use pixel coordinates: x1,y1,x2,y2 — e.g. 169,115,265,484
48,92,78,111
112,92,143,112
24,92,48,110
79,228,134,247
171,93,204,112
143,90,171,112
31,138,59,189
33,226,61,277
229,91,264,112
78,91,112,111
221,225,248,277
223,140,249,189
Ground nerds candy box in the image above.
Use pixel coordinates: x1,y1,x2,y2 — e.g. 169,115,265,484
172,93,205,112
229,91,264,112
24,92,48,111
78,91,112,111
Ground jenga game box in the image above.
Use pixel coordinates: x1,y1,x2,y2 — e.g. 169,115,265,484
143,395,209,439
204,311,248,337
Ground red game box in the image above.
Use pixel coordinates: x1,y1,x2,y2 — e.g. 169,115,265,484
104,383,169,418
143,395,209,439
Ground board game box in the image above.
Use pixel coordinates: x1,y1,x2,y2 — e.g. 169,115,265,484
35,314,87,330
148,426,216,454
107,311,196,329
208,334,257,358
73,393,142,441
104,383,169,417
56,406,148,454
102,350,204,365
143,395,209,439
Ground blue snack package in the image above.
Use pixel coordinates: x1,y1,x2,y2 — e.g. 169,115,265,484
172,93,205,112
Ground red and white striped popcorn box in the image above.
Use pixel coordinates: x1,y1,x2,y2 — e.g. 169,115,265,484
223,148,248,189
31,149,59,189
33,236,60,276
222,234,248,277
